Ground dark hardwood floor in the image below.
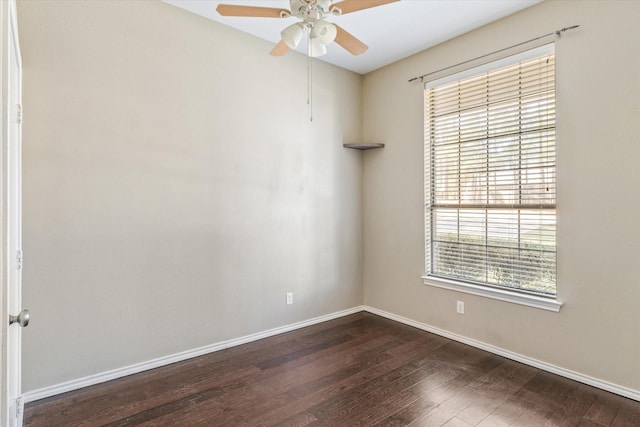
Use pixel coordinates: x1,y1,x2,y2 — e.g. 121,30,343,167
25,312,640,426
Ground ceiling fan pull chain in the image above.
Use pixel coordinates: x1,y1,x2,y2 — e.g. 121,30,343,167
308,34,313,122
307,35,310,106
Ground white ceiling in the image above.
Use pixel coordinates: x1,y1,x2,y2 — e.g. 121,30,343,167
164,0,541,74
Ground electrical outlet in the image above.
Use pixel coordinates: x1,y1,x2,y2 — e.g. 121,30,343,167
286,292,293,305
456,300,465,314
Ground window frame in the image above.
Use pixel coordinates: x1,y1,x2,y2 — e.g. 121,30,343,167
422,44,562,312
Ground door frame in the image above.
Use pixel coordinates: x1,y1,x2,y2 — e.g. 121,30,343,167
1,0,23,425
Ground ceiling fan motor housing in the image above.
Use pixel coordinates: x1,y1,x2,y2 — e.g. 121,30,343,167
289,0,337,21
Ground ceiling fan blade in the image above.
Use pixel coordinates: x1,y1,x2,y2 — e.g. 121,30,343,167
270,40,291,56
334,25,368,56
330,0,400,15
216,4,290,18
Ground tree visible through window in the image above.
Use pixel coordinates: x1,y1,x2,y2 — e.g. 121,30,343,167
424,45,556,296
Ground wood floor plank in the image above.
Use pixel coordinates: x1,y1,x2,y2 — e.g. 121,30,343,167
455,360,539,425
272,411,318,427
442,417,474,427
305,361,424,421
245,335,449,426
544,383,600,426
24,312,640,427
583,389,626,426
340,365,465,426
375,359,502,426
309,362,459,426
102,385,224,427
499,371,577,425
256,334,400,398
611,396,640,426
476,395,528,427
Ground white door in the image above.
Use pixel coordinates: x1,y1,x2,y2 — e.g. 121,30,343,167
1,0,24,426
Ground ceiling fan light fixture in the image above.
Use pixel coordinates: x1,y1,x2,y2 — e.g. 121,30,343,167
281,23,305,49
309,38,327,57
311,20,337,45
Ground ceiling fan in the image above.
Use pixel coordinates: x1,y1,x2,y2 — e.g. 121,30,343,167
216,0,400,57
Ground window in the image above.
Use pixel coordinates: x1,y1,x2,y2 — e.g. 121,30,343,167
424,44,559,309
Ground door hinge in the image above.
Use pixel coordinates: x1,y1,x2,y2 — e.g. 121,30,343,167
16,396,24,418
17,103,22,124
10,395,24,422
16,249,23,270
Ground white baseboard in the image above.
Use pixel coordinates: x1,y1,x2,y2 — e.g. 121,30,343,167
363,305,640,402
24,304,639,404
23,305,365,403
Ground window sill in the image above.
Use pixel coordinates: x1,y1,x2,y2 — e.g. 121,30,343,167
422,275,563,312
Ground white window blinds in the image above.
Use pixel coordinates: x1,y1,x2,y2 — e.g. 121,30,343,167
424,45,556,296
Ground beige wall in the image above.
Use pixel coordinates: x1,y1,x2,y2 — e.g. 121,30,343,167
363,0,640,392
18,0,363,391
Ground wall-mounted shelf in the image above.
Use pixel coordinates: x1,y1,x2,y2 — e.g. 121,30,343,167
343,142,385,150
